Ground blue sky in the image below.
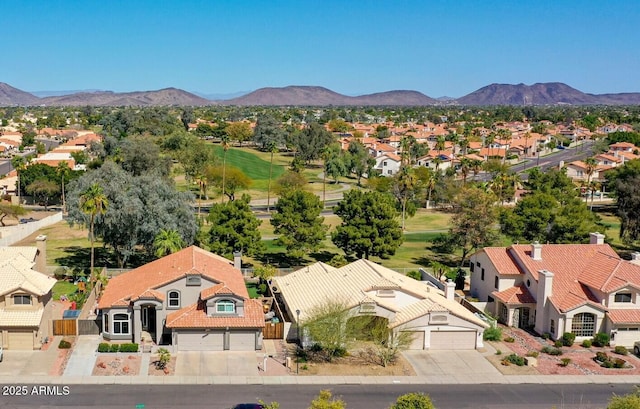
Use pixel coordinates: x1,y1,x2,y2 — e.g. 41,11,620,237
4,0,639,97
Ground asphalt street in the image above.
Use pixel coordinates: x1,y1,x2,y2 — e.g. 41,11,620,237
0,384,634,409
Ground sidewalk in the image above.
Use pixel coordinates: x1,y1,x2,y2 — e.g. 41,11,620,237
63,335,101,377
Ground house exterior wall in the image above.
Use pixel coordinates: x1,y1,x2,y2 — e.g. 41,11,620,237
561,305,607,340
604,286,640,309
397,312,485,349
469,252,519,301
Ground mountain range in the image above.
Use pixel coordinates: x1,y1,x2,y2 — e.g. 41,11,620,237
1,82,640,107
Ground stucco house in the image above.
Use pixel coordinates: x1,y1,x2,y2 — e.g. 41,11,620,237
470,233,640,347
0,236,55,350
272,259,488,350
98,246,264,351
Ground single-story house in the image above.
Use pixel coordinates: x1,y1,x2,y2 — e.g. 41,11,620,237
0,236,55,350
98,246,264,351
271,259,488,350
470,233,640,347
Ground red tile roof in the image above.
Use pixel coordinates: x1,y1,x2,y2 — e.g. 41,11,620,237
98,246,246,309
482,248,522,275
608,309,640,324
492,284,536,305
165,299,264,329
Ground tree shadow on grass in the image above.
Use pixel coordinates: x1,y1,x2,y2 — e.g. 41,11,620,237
55,246,155,271
254,251,302,269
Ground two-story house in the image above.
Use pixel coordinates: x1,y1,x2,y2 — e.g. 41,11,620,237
98,246,264,351
0,236,56,350
470,233,640,346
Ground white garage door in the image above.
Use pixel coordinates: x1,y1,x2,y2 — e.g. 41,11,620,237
8,331,34,350
430,331,476,350
613,328,640,348
230,331,256,351
405,331,425,350
176,330,224,351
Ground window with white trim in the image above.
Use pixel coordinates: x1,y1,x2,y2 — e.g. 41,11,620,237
168,291,180,308
571,313,596,337
113,313,130,335
216,300,235,313
614,292,632,303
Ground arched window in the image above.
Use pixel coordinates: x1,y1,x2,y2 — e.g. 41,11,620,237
113,313,130,334
571,313,596,337
216,300,235,314
168,291,180,308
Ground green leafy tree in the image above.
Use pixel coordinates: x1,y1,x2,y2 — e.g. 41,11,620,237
79,183,108,274
332,190,403,259
295,122,335,164
308,390,346,409
253,113,285,150
303,299,361,362
70,150,89,166
225,121,253,146
271,190,327,259
120,135,171,177
324,144,348,183
389,393,435,409
346,140,375,186
207,194,264,258
206,165,251,202
0,202,27,226
607,387,640,409
26,179,59,210
274,170,307,195
153,229,186,258
446,186,499,266
607,159,640,244
178,136,215,183
370,319,413,367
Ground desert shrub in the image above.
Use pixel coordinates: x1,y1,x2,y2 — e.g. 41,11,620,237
406,270,422,280
526,351,539,358
109,344,120,353
58,339,71,349
119,343,139,353
554,340,564,348
562,332,576,347
504,353,526,366
155,347,171,370
495,349,502,355
389,392,435,409
483,326,502,341
97,343,110,353
614,358,627,369
582,339,592,348
593,332,610,347
257,283,267,295
595,351,609,362
541,332,551,340
614,346,629,355
602,360,614,368
560,358,572,367
504,336,515,343
541,346,563,356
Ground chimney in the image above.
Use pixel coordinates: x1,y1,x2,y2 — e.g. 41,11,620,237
233,251,242,271
35,235,47,274
444,279,456,301
531,241,542,261
590,232,605,245
534,269,554,335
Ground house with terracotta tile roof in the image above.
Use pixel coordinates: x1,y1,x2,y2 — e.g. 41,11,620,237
470,233,640,346
98,246,264,351
374,153,402,176
0,236,55,350
272,259,489,350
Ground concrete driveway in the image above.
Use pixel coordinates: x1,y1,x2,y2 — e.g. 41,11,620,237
403,350,502,382
175,351,258,376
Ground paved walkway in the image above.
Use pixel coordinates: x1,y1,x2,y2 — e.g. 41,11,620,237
63,335,101,376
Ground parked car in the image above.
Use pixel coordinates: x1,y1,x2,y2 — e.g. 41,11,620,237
0,345,3,362
634,341,640,356
231,405,264,409
19,217,35,224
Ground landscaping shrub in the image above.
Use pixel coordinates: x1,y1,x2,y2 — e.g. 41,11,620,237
525,351,539,358
614,358,627,369
118,343,139,353
483,326,502,341
595,351,609,362
97,343,110,353
594,351,628,368
541,346,563,356
562,332,576,347
109,344,120,353
581,339,592,348
503,336,515,343
495,349,502,355
614,346,629,355
58,339,72,349
554,340,564,348
593,332,610,347
406,270,422,280
504,354,526,366
542,332,551,340
560,358,572,367
257,283,267,295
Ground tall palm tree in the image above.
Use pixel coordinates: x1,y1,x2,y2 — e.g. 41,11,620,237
220,134,230,202
56,161,70,212
153,229,185,258
80,183,108,276
584,157,598,204
11,156,26,202
266,141,278,213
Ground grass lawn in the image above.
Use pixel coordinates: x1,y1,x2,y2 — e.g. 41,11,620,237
211,145,285,182
246,282,260,299
52,280,77,300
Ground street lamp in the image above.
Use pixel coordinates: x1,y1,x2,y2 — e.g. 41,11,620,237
296,309,301,374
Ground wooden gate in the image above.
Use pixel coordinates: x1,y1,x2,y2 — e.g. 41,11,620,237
53,319,77,336
263,322,284,339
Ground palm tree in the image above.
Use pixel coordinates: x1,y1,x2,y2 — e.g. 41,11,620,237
435,136,446,155
266,141,278,213
11,155,26,203
153,229,185,258
80,183,108,276
584,157,598,204
220,134,230,202
56,161,70,212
